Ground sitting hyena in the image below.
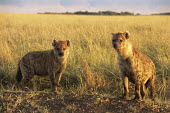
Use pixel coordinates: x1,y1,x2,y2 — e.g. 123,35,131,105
16,40,70,91
111,31,156,101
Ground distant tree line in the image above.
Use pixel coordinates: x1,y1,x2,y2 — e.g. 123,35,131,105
73,11,135,15
38,11,140,15
152,12,170,15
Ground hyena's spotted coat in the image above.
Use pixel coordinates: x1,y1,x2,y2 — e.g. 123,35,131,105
111,31,156,101
16,40,70,91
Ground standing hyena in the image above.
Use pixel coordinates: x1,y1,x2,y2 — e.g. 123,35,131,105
16,40,70,91
111,31,156,101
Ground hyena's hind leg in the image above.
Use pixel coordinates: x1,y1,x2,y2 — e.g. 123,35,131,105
20,74,33,90
140,79,151,100
144,77,155,100
150,76,155,100
18,68,34,91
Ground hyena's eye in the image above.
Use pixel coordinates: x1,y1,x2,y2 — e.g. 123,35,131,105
112,39,116,42
63,48,66,50
119,39,123,42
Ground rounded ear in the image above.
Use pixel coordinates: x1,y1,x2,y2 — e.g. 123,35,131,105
66,40,70,47
52,40,57,47
111,33,115,37
124,31,130,39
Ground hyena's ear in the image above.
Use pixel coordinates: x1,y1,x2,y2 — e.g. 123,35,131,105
66,40,70,47
111,33,115,37
52,40,58,47
124,31,130,39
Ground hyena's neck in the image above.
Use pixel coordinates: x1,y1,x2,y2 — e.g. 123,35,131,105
57,56,67,64
117,43,133,60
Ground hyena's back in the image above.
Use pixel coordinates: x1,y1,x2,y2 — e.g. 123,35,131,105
16,50,56,83
120,47,156,85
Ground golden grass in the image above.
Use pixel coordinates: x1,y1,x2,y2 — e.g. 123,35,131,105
0,13,170,100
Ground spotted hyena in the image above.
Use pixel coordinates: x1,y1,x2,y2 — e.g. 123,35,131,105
111,31,156,101
16,40,70,91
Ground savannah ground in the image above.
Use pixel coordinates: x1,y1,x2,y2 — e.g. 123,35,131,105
0,13,170,112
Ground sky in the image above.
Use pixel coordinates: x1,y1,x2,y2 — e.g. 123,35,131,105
0,0,169,14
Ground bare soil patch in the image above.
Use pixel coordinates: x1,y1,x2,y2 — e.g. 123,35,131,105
0,91,170,113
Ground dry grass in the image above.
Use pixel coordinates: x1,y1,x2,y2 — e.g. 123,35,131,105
0,13,170,101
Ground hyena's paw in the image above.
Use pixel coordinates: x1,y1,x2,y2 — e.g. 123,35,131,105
119,94,129,100
52,86,58,92
52,85,63,93
133,96,142,102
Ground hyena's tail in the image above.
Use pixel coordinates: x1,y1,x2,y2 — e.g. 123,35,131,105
16,63,22,83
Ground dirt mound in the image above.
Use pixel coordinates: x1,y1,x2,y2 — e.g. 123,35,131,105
0,92,170,113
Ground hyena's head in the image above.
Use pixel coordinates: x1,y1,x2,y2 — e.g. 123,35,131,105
111,31,130,51
52,40,70,59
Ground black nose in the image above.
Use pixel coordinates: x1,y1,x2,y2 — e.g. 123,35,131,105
59,52,64,56
113,44,118,48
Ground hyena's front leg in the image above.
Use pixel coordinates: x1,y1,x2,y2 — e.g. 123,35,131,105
140,84,146,100
123,75,129,99
56,64,66,86
50,71,58,92
57,72,63,87
134,83,142,102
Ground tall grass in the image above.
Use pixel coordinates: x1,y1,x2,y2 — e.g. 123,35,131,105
0,13,169,101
